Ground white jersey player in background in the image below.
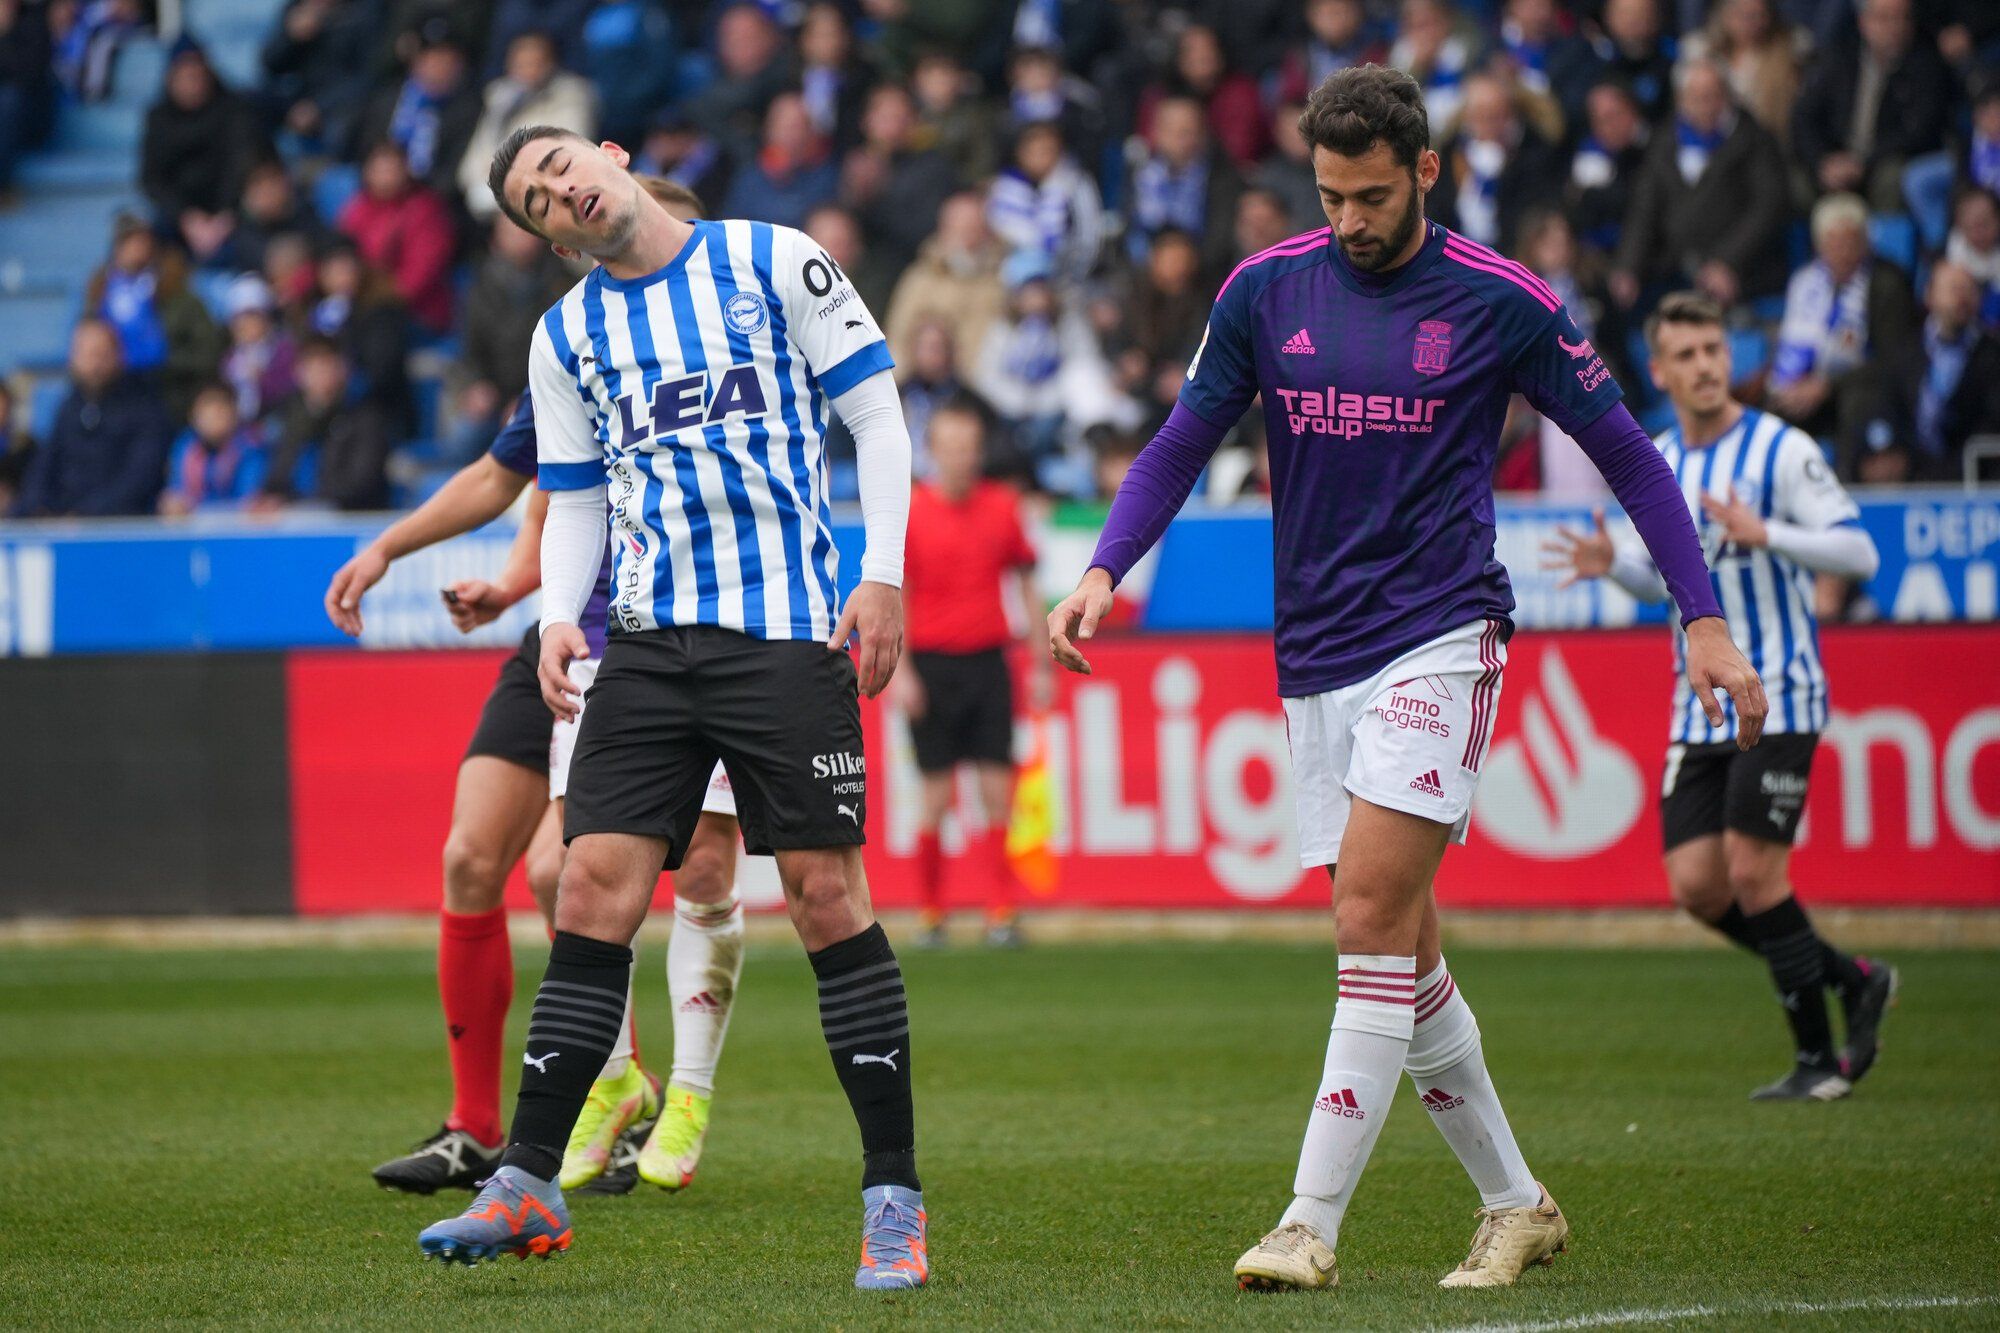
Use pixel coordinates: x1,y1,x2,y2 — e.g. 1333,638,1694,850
1546,290,1898,1102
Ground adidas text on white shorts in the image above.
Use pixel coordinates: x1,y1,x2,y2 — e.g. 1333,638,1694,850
1282,619,1505,867
548,658,736,817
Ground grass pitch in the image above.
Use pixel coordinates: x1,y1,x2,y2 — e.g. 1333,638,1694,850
3,940,1996,1330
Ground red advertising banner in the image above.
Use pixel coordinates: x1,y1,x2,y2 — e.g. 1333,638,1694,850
288,626,2000,914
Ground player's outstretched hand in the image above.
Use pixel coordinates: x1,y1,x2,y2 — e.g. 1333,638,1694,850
1699,486,1768,550
1684,616,1767,751
1539,508,1614,588
829,580,903,698
537,622,592,722
324,544,389,637
1048,568,1114,675
442,580,512,634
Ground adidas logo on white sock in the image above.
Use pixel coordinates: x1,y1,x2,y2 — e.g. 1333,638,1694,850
679,991,723,1014
1313,1087,1366,1119
1420,1086,1465,1112
1280,328,1316,355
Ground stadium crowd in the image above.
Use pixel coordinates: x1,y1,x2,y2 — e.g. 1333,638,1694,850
2,0,1999,520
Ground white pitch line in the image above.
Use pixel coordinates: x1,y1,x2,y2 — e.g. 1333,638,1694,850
1429,1293,2000,1333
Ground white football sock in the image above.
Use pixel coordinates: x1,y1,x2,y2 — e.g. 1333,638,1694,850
667,895,745,1095
1280,954,1416,1243
597,961,637,1080
1405,960,1539,1210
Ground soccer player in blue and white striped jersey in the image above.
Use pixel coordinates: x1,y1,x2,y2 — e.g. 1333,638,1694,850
417,128,928,1290
1546,291,1899,1103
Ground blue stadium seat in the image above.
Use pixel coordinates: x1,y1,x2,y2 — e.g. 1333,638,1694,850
1868,214,1917,272
110,38,168,105
0,291,83,373
52,102,144,154
13,151,136,192
1727,327,1770,379
192,269,238,322
28,375,68,439
312,165,362,224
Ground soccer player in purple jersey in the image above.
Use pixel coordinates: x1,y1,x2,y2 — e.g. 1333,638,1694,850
1048,66,1769,1293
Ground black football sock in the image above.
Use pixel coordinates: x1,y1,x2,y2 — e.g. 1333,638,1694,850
500,930,634,1181
1704,903,1759,951
1823,940,1868,997
810,922,919,1191
1743,897,1839,1071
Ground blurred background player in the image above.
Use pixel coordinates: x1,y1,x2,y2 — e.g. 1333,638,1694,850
322,177,747,1196
1049,66,1766,1295
897,396,1049,948
1544,291,1898,1103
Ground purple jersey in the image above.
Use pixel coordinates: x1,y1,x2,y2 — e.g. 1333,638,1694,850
489,391,615,654
1179,221,1623,696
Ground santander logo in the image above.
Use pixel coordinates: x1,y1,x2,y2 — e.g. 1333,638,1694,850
1473,646,1644,857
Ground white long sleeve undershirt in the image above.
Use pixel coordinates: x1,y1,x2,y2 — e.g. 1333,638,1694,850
830,370,912,588
539,484,608,635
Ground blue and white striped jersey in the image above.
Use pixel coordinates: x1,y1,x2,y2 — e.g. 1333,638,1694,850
531,219,893,642
1655,408,1859,743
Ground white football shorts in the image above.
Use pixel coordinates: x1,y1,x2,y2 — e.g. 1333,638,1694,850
1283,618,1506,866
549,657,737,816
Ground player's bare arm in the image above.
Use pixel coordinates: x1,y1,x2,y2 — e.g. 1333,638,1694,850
447,488,549,634
1049,566,1115,675
323,453,530,636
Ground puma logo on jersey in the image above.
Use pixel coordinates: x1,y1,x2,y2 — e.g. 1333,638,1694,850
523,1052,561,1073
851,1049,900,1072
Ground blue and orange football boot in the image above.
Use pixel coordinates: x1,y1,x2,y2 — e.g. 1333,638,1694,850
417,1166,571,1266
854,1184,928,1290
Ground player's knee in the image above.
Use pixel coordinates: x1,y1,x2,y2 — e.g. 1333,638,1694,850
525,841,565,905
789,861,858,925
676,844,733,906
1725,853,1782,907
441,829,509,907
1667,870,1729,921
1332,891,1413,955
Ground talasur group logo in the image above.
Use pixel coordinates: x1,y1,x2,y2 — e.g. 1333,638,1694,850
1473,646,1644,858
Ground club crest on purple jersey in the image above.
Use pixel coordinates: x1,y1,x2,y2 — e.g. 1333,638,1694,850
1413,320,1453,375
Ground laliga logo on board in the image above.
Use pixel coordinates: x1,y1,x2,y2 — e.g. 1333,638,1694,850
1473,646,1644,857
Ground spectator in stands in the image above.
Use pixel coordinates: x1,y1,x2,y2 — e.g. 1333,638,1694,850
1566,80,1650,259
682,1,788,157
1234,187,1298,260
261,0,379,155
85,214,224,424
1558,0,1676,125
1518,207,1625,499
988,119,1104,286
262,232,318,324
577,0,678,146
840,82,960,275
1612,58,1791,313
482,0,593,77
911,48,999,185
447,213,568,462
0,0,56,204
1768,192,1918,434
1494,0,1569,108
1252,100,1326,238
338,141,456,333
457,30,597,219
1429,71,1565,254
51,0,144,102
219,274,298,430
1125,94,1241,270
141,37,274,264
1844,260,2000,483
308,239,412,429
885,191,1005,380
1269,0,1386,107
208,159,327,275
1682,0,1806,146
1138,23,1267,169
1115,227,1209,418
1003,43,1105,171
14,318,173,518
1946,187,2000,325
1793,0,1953,209
159,382,268,515
805,203,895,325
970,248,1136,496
631,109,730,209
790,2,873,154
896,319,974,478
720,91,840,231
350,36,480,198
1904,73,2000,254
0,378,35,513
1389,0,1478,131
260,335,393,510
